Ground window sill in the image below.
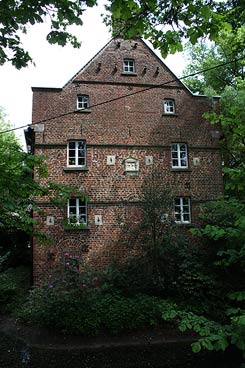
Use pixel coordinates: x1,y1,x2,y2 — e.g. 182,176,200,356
162,113,178,117
171,168,192,172
64,166,89,172
121,72,138,76
75,109,92,113
174,222,192,227
64,225,90,231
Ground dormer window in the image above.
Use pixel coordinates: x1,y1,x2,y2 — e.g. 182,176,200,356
123,59,135,73
77,95,89,110
164,99,175,114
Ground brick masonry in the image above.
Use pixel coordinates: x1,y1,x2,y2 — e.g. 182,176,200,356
30,38,223,284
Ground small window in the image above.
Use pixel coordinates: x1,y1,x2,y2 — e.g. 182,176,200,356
77,95,89,110
164,99,175,114
171,143,188,168
174,197,191,224
68,141,86,167
123,59,135,73
67,198,87,226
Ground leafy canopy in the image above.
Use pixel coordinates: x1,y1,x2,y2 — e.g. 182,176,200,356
0,109,81,236
0,0,244,68
106,0,242,57
0,0,97,69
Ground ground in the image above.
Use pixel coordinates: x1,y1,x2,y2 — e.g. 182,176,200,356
0,315,242,368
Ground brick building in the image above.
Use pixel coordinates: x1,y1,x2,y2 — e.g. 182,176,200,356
28,38,223,284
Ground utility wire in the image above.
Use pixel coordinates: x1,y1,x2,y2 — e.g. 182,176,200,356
0,56,244,135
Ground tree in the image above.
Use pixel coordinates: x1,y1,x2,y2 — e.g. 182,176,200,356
181,24,245,360
183,27,245,94
106,0,244,57
0,0,244,68
0,109,80,254
183,24,245,194
0,0,97,69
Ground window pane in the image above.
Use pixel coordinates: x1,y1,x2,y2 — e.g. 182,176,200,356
175,198,181,205
69,198,76,207
172,144,178,151
69,158,76,165
79,215,87,224
78,142,85,150
172,160,179,166
78,157,85,166
180,144,186,151
175,213,181,221
69,149,75,156
182,198,189,205
183,214,190,221
69,142,75,149
181,159,187,166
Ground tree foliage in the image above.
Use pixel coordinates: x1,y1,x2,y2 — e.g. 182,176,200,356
204,80,245,190
183,27,245,94
0,110,79,237
182,18,245,361
0,0,97,68
106,0,243,57
0,0,244,68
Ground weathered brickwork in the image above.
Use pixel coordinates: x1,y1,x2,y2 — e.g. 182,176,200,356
30,38,223,284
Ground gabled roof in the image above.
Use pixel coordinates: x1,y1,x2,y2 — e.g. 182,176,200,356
62,37,193,95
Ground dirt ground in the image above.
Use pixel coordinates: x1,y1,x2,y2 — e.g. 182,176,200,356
0,315,242,368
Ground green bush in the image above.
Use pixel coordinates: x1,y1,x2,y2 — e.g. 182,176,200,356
0,266,30,313
18,265,167,336
100,241,221,318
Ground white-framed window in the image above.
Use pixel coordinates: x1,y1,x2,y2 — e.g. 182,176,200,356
67,198,87,226
77,95,89,110
68,141,86,167
123,59,135,73
171,143,188,168
164,99,175,114
174,197,191,224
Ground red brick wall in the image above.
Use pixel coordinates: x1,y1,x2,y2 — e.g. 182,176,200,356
31,38,223,284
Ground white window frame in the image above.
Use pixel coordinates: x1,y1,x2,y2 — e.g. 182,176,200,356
171,143,188,168
123,59,135,73
164,99,175,114
67,198,87,226
77,95,89,110
174,197,191,224
67,141,86,167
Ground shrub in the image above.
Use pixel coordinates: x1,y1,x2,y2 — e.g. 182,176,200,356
18,264,168,336
0,266,30,313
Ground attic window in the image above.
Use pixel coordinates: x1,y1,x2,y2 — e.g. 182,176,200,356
164,99,175,114
123,59,135,73
77,95,89,110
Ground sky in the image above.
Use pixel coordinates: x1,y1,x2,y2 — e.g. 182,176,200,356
0,2,186,147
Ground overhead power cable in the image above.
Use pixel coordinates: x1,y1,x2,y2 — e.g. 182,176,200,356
0,56,244,135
